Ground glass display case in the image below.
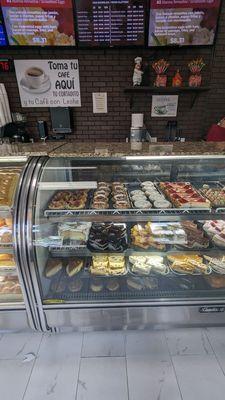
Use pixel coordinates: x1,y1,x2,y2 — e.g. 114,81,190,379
26,155,225,331
0,156,35,330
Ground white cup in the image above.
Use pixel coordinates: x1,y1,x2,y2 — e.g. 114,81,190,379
25,67,45,88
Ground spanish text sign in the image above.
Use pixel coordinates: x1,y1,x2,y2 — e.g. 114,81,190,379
14,59,81,108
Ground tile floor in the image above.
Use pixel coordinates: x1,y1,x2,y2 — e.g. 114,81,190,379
1,327,225,399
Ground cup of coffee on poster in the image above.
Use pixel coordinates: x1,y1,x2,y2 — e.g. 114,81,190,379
25,66,46,88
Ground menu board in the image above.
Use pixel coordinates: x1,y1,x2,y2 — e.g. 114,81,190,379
1,0,76,46
0,23,7,47
0,14,7,46
76,0,145,46
148,0,221,47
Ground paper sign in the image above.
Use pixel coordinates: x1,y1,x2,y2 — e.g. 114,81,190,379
151,95,178,117
14,59,81,108
93,92,107,113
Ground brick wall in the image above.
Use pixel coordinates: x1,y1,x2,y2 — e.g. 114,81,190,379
1,2,225,142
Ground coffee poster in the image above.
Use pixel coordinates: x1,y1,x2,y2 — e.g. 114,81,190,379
151,95,178,117
14,59,81,108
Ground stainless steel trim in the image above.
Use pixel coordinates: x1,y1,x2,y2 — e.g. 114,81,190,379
24,157,53,332
14,157,40,330
17,157,46,331
0,156,28,163
44,306,225,330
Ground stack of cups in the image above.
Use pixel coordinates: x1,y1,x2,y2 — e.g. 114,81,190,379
130,113,144,151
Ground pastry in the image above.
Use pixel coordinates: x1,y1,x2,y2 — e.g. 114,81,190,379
204,255,225,274
66,258,84,277
48,190,88,210
91,255,126,276
129,255,167,276
213,233,225,248
0,172,19,207
168,254,208,274
45,259,63,278
88,223,127,252
200,187,225,207
160,182,210,208
127,277,144,291
58,222,91,243
55,279,67,293
68,278,83,292
0,260,15,268
154,200,171,209
205,275,225,288
144,277,158,289
90,278,104,292
106,279,120,291
0,253,13,261
180,221,209,249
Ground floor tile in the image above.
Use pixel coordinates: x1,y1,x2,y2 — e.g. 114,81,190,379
165,328,212,356
173,354,225,400
127,355,181,400
126,330,170,358
82,331,125,357
0,332,42,360
0,358,35,400
23,333,83,400
76,357,128,400
206,327,225,372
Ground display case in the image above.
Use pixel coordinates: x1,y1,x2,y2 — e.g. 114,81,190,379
25,155,225,331
0,156,37,330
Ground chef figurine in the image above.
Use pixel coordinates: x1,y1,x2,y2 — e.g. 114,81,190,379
133,57,143,86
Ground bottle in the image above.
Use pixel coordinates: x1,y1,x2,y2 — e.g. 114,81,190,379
172,70,182,87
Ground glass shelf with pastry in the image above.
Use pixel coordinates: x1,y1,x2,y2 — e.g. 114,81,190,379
30,156,225,309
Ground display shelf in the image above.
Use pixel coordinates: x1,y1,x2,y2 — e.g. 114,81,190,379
45,245,223,258
44,207,216,223
124,86,210,109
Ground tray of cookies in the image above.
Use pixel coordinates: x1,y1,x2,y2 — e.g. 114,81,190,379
199,184,225,208
128,181,171,210
203,255,225,275
167,253,212,275
92,181,131,210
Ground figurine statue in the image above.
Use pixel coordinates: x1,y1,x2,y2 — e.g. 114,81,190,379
133,57,143,86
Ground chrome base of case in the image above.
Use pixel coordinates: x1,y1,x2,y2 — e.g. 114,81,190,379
0,309,30,332
44,305,225,332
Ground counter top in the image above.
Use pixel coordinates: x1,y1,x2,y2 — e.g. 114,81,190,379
49,141,225,158
0,141,224,158
0,142,65,158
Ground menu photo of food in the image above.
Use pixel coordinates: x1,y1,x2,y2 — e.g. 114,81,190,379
1,0,76,46
148,0,221,47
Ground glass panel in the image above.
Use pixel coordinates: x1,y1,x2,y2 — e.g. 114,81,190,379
0,161,26,304
33,156,225,305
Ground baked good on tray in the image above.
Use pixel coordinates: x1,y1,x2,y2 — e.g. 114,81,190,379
45,259,63,278
203,221,225,248
48,190,88,210
90,254,126,276
129,255,167,275
200,185,225,207
0,171,19,208
167,254,208,275
88,223,127,252
66,258,84,277
159,182,210,208
179,221,209,249
58,222,91,244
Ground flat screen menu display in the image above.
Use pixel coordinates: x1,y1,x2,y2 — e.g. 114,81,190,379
76,0,145,46
0,14,7,46
148,0,221,47
1,0,76,46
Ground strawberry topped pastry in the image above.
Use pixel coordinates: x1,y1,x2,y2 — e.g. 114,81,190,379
159,182,210,209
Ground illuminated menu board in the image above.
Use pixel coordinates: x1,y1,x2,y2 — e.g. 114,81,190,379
1,0,76,46
0,14,7,46
148,0,221,47
76,0,145,46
